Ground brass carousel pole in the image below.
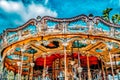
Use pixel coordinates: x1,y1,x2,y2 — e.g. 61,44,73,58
30,52,35,80
71,46,74,64
108,43,115,80
62,39,68,80
109,52,115,80
114,55,119,79
17,62,21,80
77,40,82,80
62,22,68,80
70,45,75,80
101,60,106,80
43,54,46,78
20,47,25,80
44,56,46,68
87,54,92,80
104,63,108,80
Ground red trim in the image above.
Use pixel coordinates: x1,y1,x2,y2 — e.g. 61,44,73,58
35,53,98,67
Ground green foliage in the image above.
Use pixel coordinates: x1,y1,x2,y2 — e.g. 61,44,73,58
102,8,112,22
112,14,120,24
102,8,120,24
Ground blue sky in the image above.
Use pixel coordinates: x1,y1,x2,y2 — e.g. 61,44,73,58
0,0,120,33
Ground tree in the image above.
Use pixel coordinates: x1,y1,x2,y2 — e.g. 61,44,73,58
112,14,120,24
102,8,113,22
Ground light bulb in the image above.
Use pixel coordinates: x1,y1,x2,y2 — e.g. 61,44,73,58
62,42,68,47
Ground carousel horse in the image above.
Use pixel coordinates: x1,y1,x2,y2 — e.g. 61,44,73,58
108,73,120,80
42,66,51,80
58,69,64,80
72,64,79,80
97,70,102,80
42,74,51,80
67,70,73,80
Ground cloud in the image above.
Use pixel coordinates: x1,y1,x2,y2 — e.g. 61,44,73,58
0,1,24,12
24,3,57,21
0,0,57,22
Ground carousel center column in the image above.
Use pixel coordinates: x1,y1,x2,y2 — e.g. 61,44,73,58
62,40,68,80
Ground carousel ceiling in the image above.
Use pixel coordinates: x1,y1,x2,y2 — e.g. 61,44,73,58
0,14,120,74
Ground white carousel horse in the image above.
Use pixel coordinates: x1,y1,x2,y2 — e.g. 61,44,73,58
42,66,51,80
108,74,120,80
58,70,64,80
72,64,79,80
42,75,51,80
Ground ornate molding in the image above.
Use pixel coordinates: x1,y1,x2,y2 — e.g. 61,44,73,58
5,19,37,33
93,16,120,28
40,14,89,22
1,14,120,36
0,14,120,51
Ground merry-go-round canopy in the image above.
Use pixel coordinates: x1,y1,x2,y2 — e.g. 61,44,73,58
1,14,120,75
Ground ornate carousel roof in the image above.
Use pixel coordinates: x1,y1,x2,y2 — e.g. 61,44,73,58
1,14,120,75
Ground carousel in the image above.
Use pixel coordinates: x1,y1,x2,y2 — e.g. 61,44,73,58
0,14,120,80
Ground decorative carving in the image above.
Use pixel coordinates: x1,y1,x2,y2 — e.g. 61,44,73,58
22,30,30,36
